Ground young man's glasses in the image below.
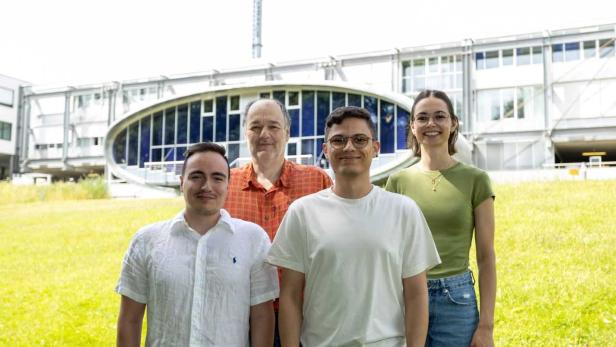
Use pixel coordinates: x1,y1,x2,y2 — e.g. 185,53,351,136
327,135,373,149
413,112,451,125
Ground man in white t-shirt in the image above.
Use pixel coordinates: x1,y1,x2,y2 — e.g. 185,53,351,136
116,142,279,347
266,106,441,347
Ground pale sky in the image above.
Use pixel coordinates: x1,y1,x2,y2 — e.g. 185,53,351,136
2,0,615,86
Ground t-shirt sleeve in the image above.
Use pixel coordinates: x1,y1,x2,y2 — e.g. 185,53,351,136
401,200,442,279
250,230,280,305
115,231,148,304
384,173,397,193
472,170,495,209
265,204,306,274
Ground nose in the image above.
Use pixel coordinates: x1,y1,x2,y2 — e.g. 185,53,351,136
342,138,355,151
200,179,212,191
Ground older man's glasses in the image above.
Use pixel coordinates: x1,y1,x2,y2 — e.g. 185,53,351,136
327,135,373,149
413,112,451,125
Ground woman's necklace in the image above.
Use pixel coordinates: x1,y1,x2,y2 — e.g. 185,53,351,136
431,172,444,192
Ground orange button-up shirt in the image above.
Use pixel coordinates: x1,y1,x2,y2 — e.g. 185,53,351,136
225,160,333,242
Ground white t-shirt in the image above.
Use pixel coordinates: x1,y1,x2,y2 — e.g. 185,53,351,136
266,186,441,347
116,209,279,347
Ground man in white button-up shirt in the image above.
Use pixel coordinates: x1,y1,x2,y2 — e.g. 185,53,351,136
116,142,279,347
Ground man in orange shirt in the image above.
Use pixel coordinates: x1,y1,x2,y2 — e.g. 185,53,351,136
225,98,332,346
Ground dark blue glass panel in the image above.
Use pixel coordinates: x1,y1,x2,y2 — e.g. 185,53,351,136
273,90,285,105
565,42,580,61
229,114,240,141
202,116,214,142
287,143,297,155
151,148,162,162
380,101,395,154
177,104,188,144
113,129,127,164
176,146,186,161
152,111,163,146
301,139,314,161
552,44,564,62
164,107,175,145
316,137,327,167
190,102,200,144
139,116,151,168
215,96,227,141
289,109,300,137
228,143,239,164
332,92,345,110
164,147,174,162
396,106,410,150
301,91,315,136
347,93,361,107
128,122,139,165
316,91,330,136
363,95,378,127
475,52,485,69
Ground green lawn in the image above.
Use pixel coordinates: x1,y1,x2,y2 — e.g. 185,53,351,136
0,180,615,346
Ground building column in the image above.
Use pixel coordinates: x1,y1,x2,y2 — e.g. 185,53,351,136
62,91,71,168
19,87,31,172
542,33,555,165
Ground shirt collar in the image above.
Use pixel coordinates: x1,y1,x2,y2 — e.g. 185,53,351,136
170,209,235,235
242,160,292,190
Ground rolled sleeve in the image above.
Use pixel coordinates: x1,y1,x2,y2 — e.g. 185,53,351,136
250,232,280,305
116,232,148,304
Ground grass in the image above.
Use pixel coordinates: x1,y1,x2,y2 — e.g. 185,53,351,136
0,176,108,205
0,180,615,345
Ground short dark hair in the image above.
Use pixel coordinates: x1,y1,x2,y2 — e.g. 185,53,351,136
182,142,230,177
407,89,459,156
324,106,377,140
243,98,291,130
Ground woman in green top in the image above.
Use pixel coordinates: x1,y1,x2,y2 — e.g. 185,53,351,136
386,90,496,347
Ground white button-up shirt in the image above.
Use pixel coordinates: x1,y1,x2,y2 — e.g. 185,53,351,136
116,209,279,346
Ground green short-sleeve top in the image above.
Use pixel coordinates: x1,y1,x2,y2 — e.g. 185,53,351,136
385,162,494,279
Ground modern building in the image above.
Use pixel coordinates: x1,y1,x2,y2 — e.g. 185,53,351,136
11,22,616,185
0,74,28,180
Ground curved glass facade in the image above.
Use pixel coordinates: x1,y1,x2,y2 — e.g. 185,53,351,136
106,83,415,187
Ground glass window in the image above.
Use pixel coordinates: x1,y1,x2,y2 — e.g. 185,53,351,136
476,52,485,70
176,146,187,161
502,49,513,65
486,51,499,69
599,38,615,58
316,91,330,136
215,96,227,141
380,101,395,154
301,91,315,136
0,121,11,140
502,89,514,118
428,57,438,73
228,144,239,164
0,87,15,107
363,96,378,126
152,111,163,146
202,116,214,142
289,109,300,137
532,46,543,64
164,107,175,145
139,116,151,168
203,99,213,113
163,147,174,162
128,122,139,166
583,40,596,58
316,138,326,167
301,139,314,160
516,87,525,119
228,114,240,141
113,129,127,164
176,104,188,144
552,44,564,62
189,101,201,143
455,55,462,71
288,91,299,106
347,93,361,107
287,142,297,156
332,92,345,110
273,91,285,105
229,95,240,111
151,148,162,162
402,61,411,77
441,56,452,73
516,47,530,65
413,59,425,75
259,92,270,99
396,107,409,150
564,42,580,61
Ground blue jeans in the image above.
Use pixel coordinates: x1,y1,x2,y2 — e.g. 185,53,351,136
426,271,479,347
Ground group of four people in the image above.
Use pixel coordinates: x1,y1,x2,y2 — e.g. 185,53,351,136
116,90,496,347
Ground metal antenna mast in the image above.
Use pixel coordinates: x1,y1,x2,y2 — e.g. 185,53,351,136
252,0,263,58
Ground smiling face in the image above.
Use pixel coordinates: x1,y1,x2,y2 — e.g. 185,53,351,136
180,151,229,218
323,117,380,179
244,99,290,164
410,96,458,153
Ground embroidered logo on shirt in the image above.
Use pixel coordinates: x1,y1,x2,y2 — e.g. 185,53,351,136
233,256,237,264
